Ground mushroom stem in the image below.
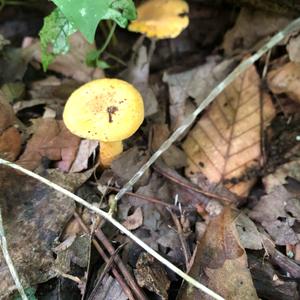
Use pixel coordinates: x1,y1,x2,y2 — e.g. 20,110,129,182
99,140,123,167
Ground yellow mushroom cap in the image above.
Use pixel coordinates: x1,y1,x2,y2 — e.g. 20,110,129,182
63,79,144,142
128,0,189,39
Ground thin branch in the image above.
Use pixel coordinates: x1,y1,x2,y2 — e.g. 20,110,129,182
0,208,28,300
154,165,232,204
113,17,300,203
74,212,136,300
95,228,147,300
0,159,224,300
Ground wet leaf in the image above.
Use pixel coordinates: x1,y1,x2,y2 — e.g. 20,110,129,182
183,65,275,196
17,119,80,171
0,165,75,298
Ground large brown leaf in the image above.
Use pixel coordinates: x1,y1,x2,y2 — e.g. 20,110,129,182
0,165,75,298
177,207,258,300
182,65,275,196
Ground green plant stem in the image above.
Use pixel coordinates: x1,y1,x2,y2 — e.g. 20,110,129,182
105,52,127,66
106,20,118,47
98,21,117,57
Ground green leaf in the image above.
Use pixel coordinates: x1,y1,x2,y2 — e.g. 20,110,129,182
96,60,111,69
51,0,136,43
39,8,76,71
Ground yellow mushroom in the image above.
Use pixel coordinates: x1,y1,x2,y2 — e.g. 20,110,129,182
63,79,144,167
128,0,189,39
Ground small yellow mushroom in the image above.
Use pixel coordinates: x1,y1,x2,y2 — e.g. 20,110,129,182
63,78,144,167
128,0,189,39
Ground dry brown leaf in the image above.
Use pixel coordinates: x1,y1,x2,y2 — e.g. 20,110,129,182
0,90,15,132
177,207,258,300
0,127,21,161
17,119,80,171
183,65,275,196
122,207,143,230
222,7,290,55
25,33,104,82
267,62,300,104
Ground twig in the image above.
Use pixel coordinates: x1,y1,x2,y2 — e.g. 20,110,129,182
74,212,135,300
0,159,224,300
113,17,300,203
88,244,127,300
0,208,28,300
95,228,147,300
168,209,191,270
154,165,232,204
105,186,179,209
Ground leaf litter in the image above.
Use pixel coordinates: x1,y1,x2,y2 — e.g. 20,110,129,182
1,2,300,300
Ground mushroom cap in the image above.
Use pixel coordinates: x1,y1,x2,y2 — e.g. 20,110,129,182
128,0,189,39
63,79,144,142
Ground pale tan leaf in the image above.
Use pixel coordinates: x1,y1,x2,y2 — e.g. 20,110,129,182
182,65,275,196
267,62,300,104
122,207,143,230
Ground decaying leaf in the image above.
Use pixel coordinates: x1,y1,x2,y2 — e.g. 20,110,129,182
0,165,75,298
249,186,300,245
268,62,300,104
0,127,21,161
134,252,170,300
236,213,263,250
222,7,290,55
17,118,80,171
178,207,258,300
263,159,300,193
183,65,276,196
